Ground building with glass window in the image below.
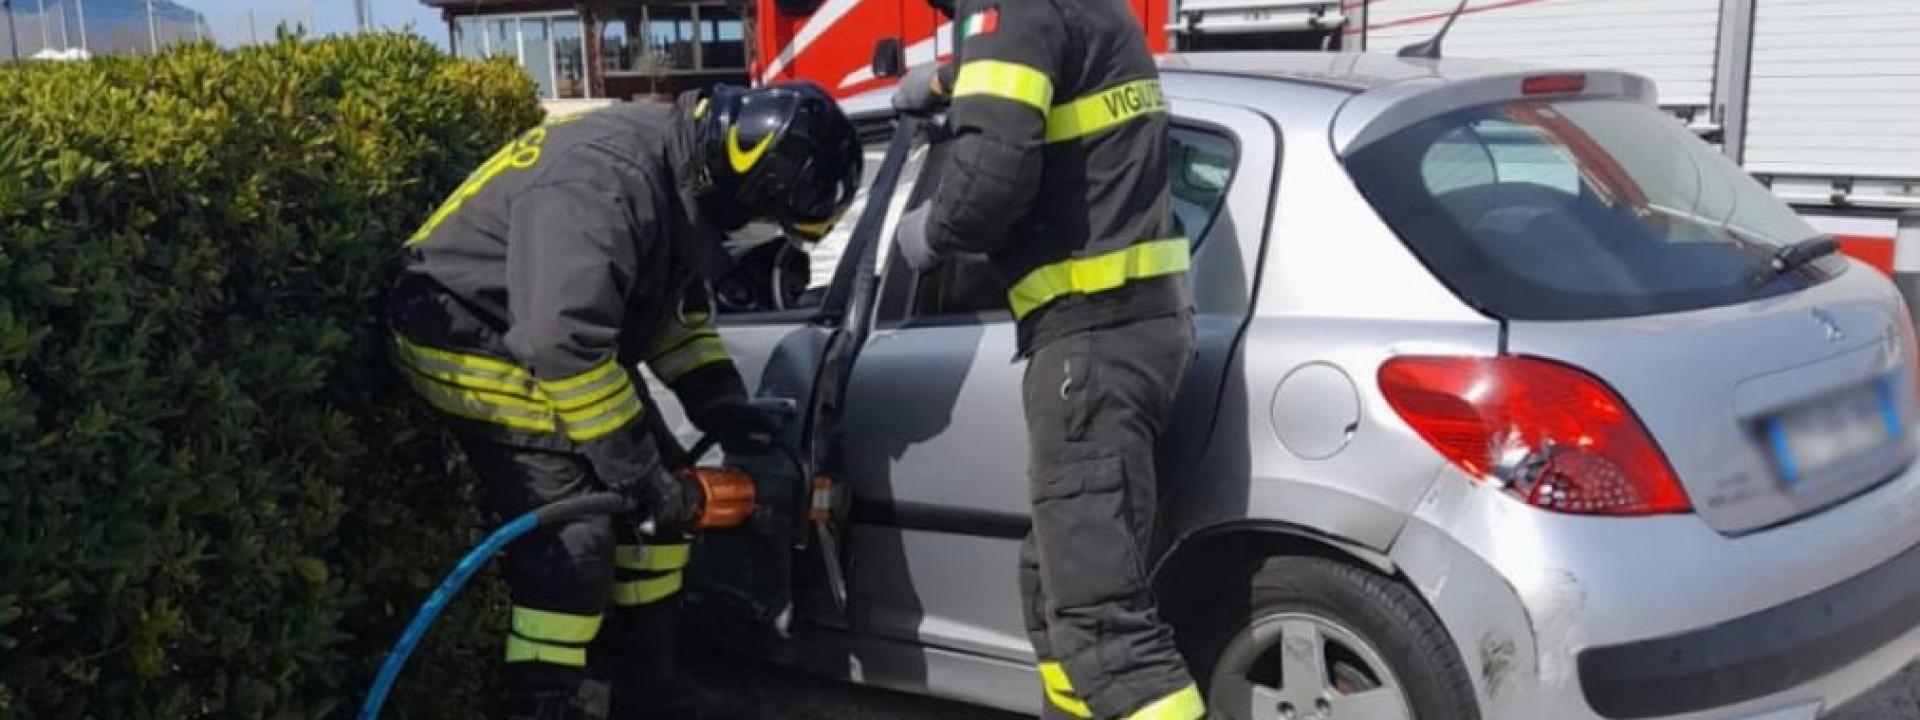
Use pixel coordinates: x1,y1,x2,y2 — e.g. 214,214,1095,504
421,1,751,101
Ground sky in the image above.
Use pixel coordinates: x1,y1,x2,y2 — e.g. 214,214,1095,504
182,0,448,48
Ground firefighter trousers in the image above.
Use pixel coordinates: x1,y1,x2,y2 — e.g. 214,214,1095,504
1018,312,1205,720
454,433,694,713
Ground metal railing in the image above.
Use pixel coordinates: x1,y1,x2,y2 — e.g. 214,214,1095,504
0,0,386,61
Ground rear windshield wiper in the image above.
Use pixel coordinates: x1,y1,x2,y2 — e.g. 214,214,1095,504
1745,233,1839,288
1769,235,1840,275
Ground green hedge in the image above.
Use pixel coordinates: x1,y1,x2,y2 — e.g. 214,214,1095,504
0,33,543,719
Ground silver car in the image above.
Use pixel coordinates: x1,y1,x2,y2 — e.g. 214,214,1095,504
664,52,1920,720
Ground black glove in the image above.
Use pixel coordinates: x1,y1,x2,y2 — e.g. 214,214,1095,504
894,202,941,272
691,399,781,455
891,63,948,116
632,466,705,538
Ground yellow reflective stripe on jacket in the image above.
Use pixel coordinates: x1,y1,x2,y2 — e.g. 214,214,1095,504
400,367,553,414
1038,662,1093,719
505,635,587,667
953,60,1054,112
392,333,530,380
549,374,631,418
614,543,691,572
611,572,684,606
649,312,710,348
397,351,535,398
511,606,602,644
401,372,557,433
647,313,734,383
1045,78,1167,144
392,333,647,439
557,382,644,442
537,358,626,400
1123,683,1204,720
392,333,537,397
1007,238,1190,320
648,324,721,362
649,336,731,384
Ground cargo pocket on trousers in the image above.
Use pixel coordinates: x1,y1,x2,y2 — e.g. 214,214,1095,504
1032,453,1147,609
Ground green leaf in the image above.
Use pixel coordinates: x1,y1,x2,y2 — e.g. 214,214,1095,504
293,557,330,585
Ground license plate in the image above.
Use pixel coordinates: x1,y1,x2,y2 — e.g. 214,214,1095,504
1767,380,1902,487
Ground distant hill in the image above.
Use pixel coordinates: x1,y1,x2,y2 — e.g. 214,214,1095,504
3,0,209,57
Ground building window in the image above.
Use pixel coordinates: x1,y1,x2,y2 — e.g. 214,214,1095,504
647,6,697,71
602,15,637,74
487,18,518,59
520,18,555,99
454,16,486,60
450,12,592,101
603,4,747,76
554,18,588,99
701,7,747,70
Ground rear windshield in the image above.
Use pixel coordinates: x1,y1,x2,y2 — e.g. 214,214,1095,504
1345,98,1840,321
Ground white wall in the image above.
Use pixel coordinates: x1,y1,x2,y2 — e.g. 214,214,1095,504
1743,0,1920,180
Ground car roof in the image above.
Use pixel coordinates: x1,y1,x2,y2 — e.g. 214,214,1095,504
1160,51,1655,153
843,51,1546,118
1158,51,1544,93
843,51,1655,154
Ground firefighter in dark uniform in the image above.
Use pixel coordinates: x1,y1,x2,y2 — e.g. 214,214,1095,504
387,83,861,720
892,0,1202,718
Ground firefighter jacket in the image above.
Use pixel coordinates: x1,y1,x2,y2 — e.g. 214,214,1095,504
926,0,1192,352
387,96,747,488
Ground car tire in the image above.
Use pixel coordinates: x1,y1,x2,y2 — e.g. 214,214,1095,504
1190,555,1479,720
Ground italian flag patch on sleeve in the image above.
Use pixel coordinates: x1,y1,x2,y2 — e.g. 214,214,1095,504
962,7,999,37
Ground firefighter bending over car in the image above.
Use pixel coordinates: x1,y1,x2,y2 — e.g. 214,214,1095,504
388,83,861,720
892,0,1204,717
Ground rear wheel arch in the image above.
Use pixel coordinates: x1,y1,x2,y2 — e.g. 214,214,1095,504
1153,521,1396,655
1153,521,1397,597
1153,522,1482,720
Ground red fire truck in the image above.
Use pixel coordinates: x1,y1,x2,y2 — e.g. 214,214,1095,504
752,0,1171,100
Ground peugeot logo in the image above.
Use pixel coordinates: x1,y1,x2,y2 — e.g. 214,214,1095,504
1811,308,1846,343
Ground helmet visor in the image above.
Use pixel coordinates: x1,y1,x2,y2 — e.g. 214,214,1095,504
782,156,859,242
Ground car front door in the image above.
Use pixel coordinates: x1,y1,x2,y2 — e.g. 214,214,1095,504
836,97,1280,706
649,134,930,629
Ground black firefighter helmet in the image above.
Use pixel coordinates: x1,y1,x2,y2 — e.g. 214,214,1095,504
693,81,862,246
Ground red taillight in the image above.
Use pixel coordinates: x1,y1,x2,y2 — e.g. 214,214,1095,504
1522,73,1587,96
1379,355,1691,516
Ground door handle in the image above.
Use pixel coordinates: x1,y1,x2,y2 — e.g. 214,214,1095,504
748,395,800,419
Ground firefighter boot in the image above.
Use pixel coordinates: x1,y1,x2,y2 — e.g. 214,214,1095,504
503,666,589,720
503,690,582,720
596,591,760,720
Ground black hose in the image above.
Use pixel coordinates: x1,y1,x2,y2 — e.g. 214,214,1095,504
535,492,632,528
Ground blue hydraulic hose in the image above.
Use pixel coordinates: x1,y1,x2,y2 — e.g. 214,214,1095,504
358,491,629,720
358,510,539,720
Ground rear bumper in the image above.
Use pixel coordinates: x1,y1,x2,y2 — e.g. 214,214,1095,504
1392,448,1920,720
1578,536,1920,718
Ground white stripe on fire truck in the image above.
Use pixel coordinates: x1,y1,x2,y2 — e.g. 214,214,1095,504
759,0,868,84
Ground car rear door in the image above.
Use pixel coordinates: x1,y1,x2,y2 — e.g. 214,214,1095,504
836,97,1278,680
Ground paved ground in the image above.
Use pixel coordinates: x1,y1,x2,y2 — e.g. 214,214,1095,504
713,659,1920,719
717,665,1021,720
1833,663,1920,720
